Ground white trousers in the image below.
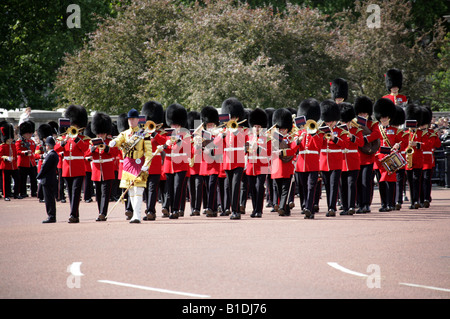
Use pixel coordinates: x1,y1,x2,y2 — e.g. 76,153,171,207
128,186,144,221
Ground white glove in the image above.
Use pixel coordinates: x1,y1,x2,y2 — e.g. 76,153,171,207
141,165,149,172
109,140,116,147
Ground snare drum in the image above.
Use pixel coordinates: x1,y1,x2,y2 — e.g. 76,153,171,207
380,151,406,175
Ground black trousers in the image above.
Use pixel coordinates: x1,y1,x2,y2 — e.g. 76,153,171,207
239,173,248,209
203,174,218,211
321,170,341,211
395,169,406,204
420,168,433,203
42,183,57,218
217,177,227,211
189,174,203,212
94,180,112,216
407,168,422,205
247,174,266,214
265,175,274,206
296,171,319,212
378,181,396,208
19,166,37,196
340,170,359,211
357,164,374,208
57,168,66,201
225,167,244,213
2,169,19,198
65,176,84,218
165,171,187,213
84,171,94,201
145,174,161,214
274,177,291,213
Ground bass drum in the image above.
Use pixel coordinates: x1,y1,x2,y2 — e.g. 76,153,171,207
359,124,380,155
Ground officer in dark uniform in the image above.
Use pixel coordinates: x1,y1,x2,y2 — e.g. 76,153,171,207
38,137,59,223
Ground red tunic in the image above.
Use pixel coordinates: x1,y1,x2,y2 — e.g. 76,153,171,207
342,126,364,172
405,129,424,170
359,120,381,166
54,135,90,177
87,138,119,181
293,130,322,172
15,138,37,168
382,94,408,106
163,132,191,174
246,133,271,176
422,129,441,169
319,127,350,172
0,143,18,170
271,135,295,179
375,125,403,182
214,128,248,171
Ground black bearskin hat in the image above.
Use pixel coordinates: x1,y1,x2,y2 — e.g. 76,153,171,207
272,108,292,130
65,104,88,128
116,113,129,133
287,107,297,115
389,105,406,127
405,103,423,126
91,112,112,135
48,121,59,136
38,123,53,141
110,123,119,137
19,120,35,135
354,96,373,118
385,68,403,92
166,103,187,127
340,102,356,123
330,78,348,101
373,98,396,121
141,100,164,124
320,100,340,122
84,121,96,138
421,106,432,126
187,111,200,130
249,108,267,128
265,108,275,127
0,121,14,142
297,98,321,122
221,97,244,121
201,106,219,125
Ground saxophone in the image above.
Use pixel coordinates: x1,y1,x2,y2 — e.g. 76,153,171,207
405,129,417,169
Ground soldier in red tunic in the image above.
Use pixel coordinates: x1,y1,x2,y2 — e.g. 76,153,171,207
339,103,364,215
419,106,441,208
199,106,222,217
0,121,19,200
214,98,248,220
246,108,271,218
404,104,424,209
88,112,119,221
373,98,403,212
383,68,408,106
54,105,90,223
319,100,350,217
140,101,167,221
16,120,37,198
271,108,296,217
293,98,322,219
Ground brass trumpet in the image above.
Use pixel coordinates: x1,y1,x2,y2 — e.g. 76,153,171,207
56,125,84,141
305,120,319,134
145,120,163,133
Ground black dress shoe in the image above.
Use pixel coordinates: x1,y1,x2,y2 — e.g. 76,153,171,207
129,219,141,223
60,199,66,203
85,198,93,203
326,209,336,217
14,195,23,199
423,200,430,208
4,197,10,201
169,211,179,219
96,214,107,221
68,216,79,223
230,212,241,220
303,209,312,219
42,217,56,223
145,212,156,221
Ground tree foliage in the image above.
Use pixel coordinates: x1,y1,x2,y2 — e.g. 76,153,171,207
51,0,449,112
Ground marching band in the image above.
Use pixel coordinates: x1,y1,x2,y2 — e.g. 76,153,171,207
0,69,443,223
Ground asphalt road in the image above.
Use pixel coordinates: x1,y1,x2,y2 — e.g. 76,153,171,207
1,186,449,304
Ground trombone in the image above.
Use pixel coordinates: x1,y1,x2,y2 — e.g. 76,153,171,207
56,125,84,141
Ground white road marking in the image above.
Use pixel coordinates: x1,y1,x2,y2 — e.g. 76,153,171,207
399,282,450,293
98,280,211,298
327,262,368,277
